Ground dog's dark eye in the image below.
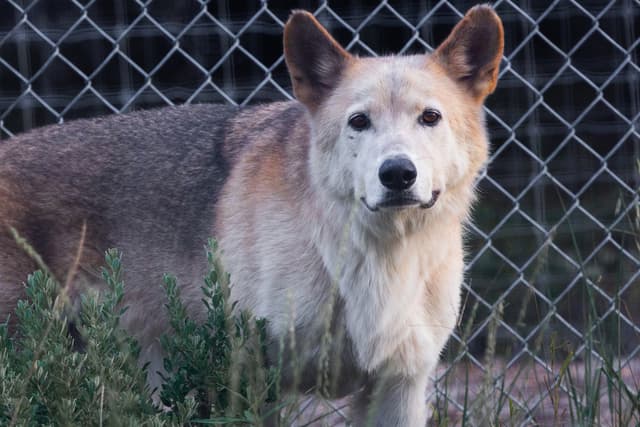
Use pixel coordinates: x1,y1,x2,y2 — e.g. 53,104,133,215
419,109,441,127
348,113,371,131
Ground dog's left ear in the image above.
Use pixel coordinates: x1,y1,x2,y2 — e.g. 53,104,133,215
284,10,352,112
433,5,504,102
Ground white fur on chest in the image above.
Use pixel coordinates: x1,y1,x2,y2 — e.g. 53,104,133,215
341,242,431,375
313,203,464,378
221,187,464,386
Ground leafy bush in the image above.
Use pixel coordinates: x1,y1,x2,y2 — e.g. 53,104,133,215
0,240,282,426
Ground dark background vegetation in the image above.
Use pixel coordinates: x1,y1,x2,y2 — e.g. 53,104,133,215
0,0,638,361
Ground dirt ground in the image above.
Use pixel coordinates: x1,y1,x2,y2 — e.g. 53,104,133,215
291,357,640,426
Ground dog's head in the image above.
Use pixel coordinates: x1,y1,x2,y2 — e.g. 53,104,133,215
284,6,503,229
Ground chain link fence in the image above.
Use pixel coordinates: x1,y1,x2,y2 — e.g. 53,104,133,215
1,0,639,425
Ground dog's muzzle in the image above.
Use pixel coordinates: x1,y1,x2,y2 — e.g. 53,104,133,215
361,190,441,212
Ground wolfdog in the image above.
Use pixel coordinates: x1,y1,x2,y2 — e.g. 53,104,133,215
0,5,503,426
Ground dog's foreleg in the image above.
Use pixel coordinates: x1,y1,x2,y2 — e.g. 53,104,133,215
351,372,429,427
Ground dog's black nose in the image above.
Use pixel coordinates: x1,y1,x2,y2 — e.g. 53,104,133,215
378,156,417,191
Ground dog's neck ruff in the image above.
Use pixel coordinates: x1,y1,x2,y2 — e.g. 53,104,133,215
309,188,440,374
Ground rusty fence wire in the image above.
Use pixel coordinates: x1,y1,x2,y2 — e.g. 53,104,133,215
0,0,639,424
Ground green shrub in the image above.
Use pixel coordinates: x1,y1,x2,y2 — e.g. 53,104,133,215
0,240,283,426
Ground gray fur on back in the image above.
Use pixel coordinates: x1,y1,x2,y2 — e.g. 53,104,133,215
0,104,240,260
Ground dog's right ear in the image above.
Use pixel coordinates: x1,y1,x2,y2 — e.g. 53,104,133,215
284,11,352,112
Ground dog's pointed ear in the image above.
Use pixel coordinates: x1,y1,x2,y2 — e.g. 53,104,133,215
433,5,504,102
284,10,352,112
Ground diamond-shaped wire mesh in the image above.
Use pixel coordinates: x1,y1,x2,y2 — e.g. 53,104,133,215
1,0,638,425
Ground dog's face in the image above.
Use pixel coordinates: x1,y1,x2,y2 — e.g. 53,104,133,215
284,6,503,228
